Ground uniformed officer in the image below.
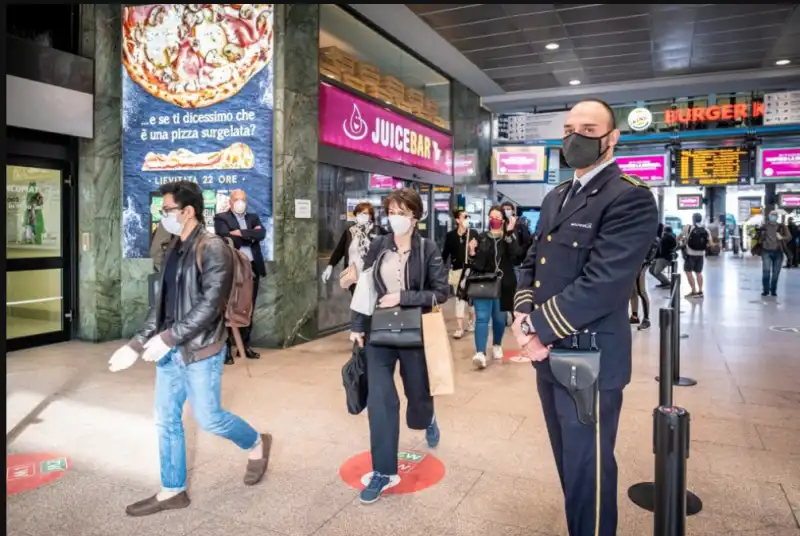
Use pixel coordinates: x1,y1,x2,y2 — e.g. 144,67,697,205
511,99,658,536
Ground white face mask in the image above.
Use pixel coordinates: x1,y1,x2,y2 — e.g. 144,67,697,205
161,212,184,236
356,213,370,226
389,215,413,235
504,209,514,219
233,200,247,214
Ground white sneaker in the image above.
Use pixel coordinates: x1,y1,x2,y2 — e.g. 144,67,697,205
453,329,464,339
472,352,488,370
492,345,504,361
466,317,475,332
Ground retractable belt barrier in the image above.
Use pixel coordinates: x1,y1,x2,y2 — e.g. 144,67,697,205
628,288,703,534
657,273,696,387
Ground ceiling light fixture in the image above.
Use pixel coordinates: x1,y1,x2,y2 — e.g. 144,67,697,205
545,43,559,50
569,79,581,86
775,59,791,66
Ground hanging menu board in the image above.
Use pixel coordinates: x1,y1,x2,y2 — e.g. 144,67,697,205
763,91,800,125
677,147,750,186
495,111,567,142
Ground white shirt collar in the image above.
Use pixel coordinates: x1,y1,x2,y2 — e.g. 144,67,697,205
572,157,616,190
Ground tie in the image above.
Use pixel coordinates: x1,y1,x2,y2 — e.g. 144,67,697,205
561,180,582,210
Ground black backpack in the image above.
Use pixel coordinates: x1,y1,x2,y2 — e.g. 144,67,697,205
687,226,709,251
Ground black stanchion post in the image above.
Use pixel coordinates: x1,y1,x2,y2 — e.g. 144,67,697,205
667,273,697,387
629,307,703,518
653,407,698,535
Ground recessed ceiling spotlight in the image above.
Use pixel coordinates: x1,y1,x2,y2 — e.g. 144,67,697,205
545,43,559,50
569,79,581,86
775,59,791,66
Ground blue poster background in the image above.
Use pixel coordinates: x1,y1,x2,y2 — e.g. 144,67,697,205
121,33,274,260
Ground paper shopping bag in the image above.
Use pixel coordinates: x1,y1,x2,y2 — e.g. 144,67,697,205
422,307,455,396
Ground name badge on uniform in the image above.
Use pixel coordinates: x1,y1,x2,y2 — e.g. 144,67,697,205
571,222,592,229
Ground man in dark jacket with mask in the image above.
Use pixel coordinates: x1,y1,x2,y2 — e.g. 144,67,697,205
510,99,658,536
107,181,272,517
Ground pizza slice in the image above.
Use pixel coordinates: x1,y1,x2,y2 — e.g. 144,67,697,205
142,142,255,171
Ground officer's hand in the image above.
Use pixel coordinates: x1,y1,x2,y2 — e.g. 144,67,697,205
522,336,550,362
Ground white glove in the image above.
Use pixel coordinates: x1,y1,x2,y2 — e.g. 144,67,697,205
108,345,139,372
349,332,365,348
141,334,172,363
321,265,333,283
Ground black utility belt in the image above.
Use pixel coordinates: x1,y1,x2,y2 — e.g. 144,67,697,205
549,332,601,426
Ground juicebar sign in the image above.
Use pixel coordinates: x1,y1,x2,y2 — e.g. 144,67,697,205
319,82,453,175
665,102,764,125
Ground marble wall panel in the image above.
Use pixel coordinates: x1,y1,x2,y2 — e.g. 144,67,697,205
251,4,320,348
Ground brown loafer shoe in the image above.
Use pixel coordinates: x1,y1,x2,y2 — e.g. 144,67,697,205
125,491,190,517
244,433,273,486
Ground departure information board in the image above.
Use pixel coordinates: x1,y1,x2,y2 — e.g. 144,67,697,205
677,147,750,186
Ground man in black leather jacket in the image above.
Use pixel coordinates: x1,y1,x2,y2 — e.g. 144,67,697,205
107,181,271,517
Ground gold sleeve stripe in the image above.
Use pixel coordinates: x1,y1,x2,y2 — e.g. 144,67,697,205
544,300,569,338
550,296,576,334
514,298,533,308
542,300,567,339
515,290,534,298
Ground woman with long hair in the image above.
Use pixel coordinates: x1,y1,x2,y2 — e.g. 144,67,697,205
349,188,450,504
466,205,523,369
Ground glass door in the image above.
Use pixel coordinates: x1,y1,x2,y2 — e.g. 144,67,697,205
6,157,72,351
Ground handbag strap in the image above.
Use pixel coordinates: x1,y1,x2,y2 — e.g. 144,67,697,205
419,236,426,291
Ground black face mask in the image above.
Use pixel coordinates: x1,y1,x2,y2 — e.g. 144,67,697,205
562,131,612,169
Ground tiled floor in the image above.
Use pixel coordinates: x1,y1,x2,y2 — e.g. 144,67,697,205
6,254,800,536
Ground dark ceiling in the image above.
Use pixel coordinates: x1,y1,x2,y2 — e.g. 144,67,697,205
406,4,800,92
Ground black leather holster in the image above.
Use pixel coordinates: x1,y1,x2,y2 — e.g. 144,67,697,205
549,334,601,425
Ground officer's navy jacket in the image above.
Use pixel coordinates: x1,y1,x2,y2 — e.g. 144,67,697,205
514,162,659,390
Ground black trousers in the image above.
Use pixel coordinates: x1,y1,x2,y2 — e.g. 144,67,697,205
229,262,260,349
366,343,434,476
537,375,624,536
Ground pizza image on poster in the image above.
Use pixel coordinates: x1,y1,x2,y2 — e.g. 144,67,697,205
122,4,274,260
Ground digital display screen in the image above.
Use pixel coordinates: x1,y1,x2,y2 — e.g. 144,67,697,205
492,146,547,182
778,192,800,209
521,209,540,234
677,147,750,186
677,194,703,210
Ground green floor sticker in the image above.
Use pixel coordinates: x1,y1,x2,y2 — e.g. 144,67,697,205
40,457,68,474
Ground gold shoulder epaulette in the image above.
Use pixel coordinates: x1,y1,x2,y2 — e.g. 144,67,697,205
621,173,650,189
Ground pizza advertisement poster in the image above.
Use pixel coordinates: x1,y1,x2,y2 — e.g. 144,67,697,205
121,4,275,260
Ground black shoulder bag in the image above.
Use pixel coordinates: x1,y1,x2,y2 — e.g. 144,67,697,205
548,333,602,425
370,238,425,348
466,235,502,300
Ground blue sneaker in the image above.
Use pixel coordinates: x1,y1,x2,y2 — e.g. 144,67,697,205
359,473,396,504
426,416,440,448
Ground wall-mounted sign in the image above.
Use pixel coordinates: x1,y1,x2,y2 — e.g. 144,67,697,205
492,146,546,182
756,147,800,182
778,192,800,209
764,91,800,125
547,147,561,184
627,108,653,132
495,111,567,142
368,174,404,190
454,150,478,177
319,82,453,175
665,102,764,125
677,194,702,210
677,147,750,186
121,4,275,260
616,154,669,186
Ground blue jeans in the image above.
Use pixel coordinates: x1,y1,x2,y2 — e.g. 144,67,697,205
155,346,258,492
473,298,505,353
761,250,783,294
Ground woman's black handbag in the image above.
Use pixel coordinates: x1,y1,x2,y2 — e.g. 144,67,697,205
369,238,425,348
370,306,423,348
466,272,502,300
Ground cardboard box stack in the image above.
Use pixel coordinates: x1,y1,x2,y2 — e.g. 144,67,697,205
379,75,405,106
319,54,341,81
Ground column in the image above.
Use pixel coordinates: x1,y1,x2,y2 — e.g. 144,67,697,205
252,4,320,348
77,4,123,341
452,80,491,192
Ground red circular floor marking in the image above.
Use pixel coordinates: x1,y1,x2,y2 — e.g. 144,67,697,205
503,349,531,363
6,453,70,496
339,450,445,495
